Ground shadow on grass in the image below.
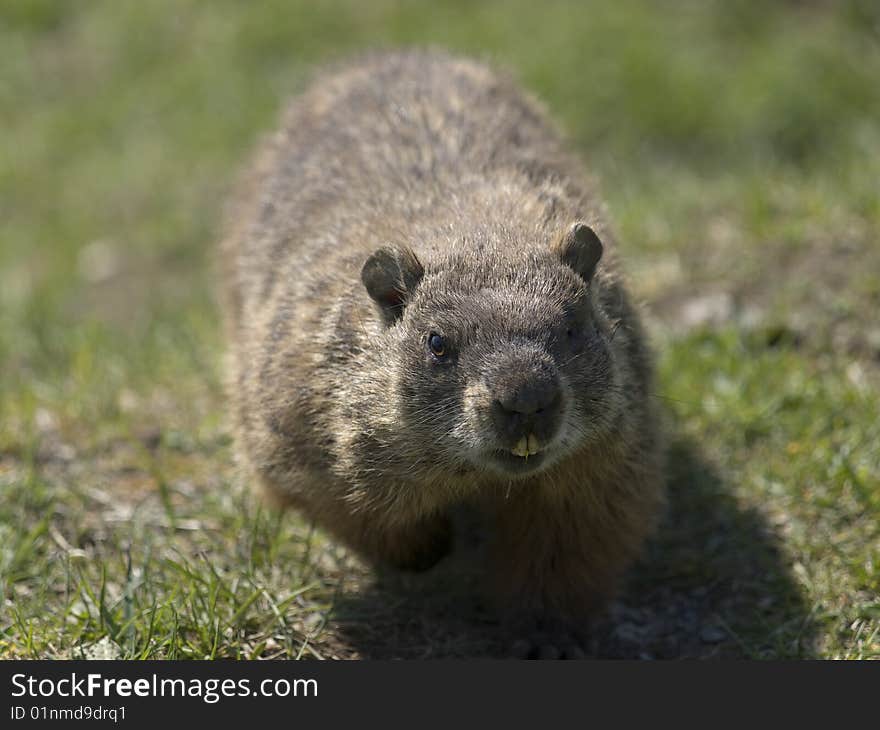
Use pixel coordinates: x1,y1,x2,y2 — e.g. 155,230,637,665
330,431,818,659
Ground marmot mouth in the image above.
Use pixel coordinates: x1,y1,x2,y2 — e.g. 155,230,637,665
488,448,548,475
510,434,542,458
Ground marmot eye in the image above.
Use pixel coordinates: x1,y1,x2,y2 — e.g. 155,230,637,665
428,332,446,357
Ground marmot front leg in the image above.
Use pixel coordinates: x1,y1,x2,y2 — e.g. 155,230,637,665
254,469,454,573
331,508,454,573
486,485,651,657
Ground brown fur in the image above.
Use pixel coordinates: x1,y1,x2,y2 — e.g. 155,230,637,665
221,50,666,641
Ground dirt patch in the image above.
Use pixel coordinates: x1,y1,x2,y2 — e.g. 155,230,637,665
633,224,880,364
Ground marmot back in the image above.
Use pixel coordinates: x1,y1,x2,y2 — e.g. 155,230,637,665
222,50,666,658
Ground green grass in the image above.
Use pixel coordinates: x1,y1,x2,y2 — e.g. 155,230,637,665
1,0,878,658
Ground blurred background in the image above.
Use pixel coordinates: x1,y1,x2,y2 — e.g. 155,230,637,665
1,1,878,659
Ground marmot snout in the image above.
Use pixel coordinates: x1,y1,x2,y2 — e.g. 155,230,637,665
222,50,666,655
488,349,562,462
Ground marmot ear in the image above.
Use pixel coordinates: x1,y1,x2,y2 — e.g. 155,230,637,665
552,222,604,283
361,245,425,324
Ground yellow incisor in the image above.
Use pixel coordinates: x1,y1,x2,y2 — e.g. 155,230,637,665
511,434,541,458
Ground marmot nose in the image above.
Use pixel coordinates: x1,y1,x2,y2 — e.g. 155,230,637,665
496,379,560,416
492,376,562,443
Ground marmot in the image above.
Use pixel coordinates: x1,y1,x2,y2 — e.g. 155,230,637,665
221,50,666,657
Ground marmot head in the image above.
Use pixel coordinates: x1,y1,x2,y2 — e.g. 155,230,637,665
361,222,620,481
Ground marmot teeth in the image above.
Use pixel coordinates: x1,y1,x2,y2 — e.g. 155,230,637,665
511,434,541,458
